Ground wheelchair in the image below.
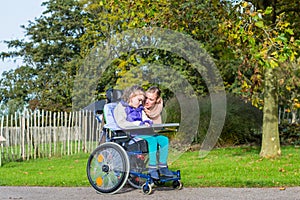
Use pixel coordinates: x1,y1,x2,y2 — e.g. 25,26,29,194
86,90,183,195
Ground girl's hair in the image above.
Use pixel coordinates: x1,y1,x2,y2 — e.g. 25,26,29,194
146,86,161,99
122,85,145,103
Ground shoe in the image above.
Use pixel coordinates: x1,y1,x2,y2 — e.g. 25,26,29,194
149,168,159,180
159,167,174,177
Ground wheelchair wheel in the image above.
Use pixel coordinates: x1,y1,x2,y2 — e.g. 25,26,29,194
172,180,183,190
86,142,130,194
142,183,152,195
127,153,148,189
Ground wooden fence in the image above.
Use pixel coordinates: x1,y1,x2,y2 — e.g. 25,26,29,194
0,110,102,166
0,107,298,166
278,107,300,124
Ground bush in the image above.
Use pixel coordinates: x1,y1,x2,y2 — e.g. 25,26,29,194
279,122,300,145
164,93,263,146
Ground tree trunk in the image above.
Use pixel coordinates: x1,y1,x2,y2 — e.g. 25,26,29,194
260,67,281,158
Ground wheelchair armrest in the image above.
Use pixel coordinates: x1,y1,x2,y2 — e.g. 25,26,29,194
152,123,180,130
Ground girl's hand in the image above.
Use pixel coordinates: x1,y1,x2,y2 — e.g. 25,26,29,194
140,120,153,126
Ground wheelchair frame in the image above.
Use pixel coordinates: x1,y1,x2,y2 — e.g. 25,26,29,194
86,98,182,195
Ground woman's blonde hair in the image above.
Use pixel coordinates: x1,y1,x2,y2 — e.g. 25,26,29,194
122,85,145,103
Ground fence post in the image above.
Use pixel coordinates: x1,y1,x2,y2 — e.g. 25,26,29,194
68,111,71,155
49,111,52,157
53,112,57,156
5,115,9,162
78,111,81,153
29,110,33,159
26,110,30,161
21,111,26,161
33,111,37,159
0,116,5,167
0,136,5,167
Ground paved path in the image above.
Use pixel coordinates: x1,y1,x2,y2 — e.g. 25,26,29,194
1,186,300,200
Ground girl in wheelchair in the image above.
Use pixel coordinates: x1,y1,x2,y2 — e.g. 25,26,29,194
114,85,174,179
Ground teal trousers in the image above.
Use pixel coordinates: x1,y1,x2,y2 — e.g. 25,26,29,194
138,135,169,168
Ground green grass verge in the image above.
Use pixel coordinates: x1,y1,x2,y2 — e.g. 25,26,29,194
0,152,90,186
0,146,299,187
172,146,300,187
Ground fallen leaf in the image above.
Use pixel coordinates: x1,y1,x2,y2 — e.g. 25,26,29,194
279,168,285,172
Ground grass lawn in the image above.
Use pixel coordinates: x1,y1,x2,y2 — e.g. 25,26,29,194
172,145,300,187
0,145,299,187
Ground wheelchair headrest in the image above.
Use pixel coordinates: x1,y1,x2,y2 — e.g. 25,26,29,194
106,88,123,103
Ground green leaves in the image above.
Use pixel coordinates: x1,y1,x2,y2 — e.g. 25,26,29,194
285,28,294,35
275,33,288,43
264,7,273,15
255,21,264,28
1,0,299,116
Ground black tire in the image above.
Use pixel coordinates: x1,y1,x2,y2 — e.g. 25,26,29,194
86,142,130,194
172,180,183,190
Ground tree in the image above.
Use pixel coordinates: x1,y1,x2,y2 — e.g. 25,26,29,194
220,1,300,157
0,66,37,116
0,0,86,112
77,0,197,98
79,0,221,96
157,0,299,156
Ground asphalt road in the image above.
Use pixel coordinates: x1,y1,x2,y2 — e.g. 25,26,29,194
1,186,300,200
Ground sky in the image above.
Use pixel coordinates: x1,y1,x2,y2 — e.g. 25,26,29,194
0,0,45,75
